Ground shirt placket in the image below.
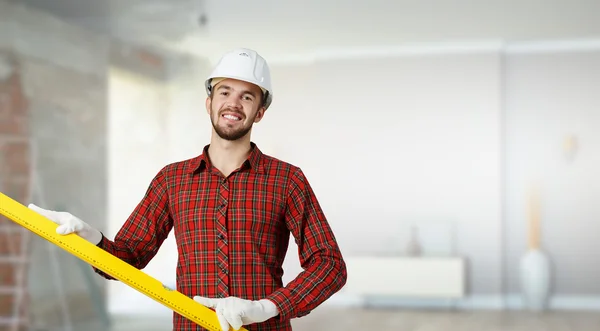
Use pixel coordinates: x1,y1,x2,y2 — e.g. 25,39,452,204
216,176,230,297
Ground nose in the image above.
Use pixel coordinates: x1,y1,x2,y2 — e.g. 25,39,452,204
226,98,242,110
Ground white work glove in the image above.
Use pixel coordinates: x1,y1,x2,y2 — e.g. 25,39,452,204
193,296,279,331
28,203,103,245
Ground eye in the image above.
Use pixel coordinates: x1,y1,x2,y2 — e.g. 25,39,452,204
243,95,254,101
220,91,229,96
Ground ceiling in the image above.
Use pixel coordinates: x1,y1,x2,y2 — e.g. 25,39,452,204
16,0,600,63
16,0,205,42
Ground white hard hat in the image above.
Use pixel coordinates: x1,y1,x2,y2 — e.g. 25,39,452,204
205,48,273,109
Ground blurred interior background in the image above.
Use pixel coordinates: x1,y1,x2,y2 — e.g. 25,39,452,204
1,0,600,330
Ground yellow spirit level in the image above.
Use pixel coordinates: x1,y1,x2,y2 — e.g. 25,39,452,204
0,191,246,331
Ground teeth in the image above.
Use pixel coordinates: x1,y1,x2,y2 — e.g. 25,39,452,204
223,114,240,121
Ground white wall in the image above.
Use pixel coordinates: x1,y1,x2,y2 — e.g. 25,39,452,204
265,44,600,310
504,48,600,297
261,50,504,297
166,57,213,162
107,67,176,316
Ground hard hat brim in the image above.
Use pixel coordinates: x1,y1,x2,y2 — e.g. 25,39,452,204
205,75,272,109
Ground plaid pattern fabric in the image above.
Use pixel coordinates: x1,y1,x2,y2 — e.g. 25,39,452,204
93,143,347,330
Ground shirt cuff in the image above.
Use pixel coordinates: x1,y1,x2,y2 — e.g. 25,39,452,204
265,289,314,321
265,290,293,321
96,233,109,248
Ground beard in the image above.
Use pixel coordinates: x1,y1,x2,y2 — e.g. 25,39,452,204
211,107,256,141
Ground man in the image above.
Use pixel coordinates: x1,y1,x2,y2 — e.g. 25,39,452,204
28,48,347,331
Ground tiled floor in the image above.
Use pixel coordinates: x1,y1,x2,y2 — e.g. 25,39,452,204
291,308,600,331
89,308,600,331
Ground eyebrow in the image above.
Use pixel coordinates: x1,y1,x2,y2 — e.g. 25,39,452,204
216,84,258,98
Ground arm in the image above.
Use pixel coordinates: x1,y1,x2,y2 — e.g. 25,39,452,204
266,168,347,320
94,167,174,280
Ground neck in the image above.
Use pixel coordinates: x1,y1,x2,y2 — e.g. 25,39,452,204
208,131,252,176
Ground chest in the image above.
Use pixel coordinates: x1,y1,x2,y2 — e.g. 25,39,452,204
169,172,287,237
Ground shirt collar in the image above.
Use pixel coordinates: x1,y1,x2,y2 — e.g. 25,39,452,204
186,142,265,175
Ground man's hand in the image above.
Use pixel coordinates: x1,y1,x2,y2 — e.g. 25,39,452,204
28,203,103,245
193,296,278,331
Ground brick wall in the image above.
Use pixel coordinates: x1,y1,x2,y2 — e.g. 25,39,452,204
0,52,31,330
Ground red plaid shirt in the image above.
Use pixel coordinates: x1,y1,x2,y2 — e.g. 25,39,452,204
94,143,347,330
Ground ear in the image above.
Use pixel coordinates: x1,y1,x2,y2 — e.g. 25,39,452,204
205,96,211,115
253,106,267,123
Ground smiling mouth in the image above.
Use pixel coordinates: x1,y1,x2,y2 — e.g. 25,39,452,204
222,113,242,121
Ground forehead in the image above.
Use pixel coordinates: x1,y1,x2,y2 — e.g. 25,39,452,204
213,78,261,94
